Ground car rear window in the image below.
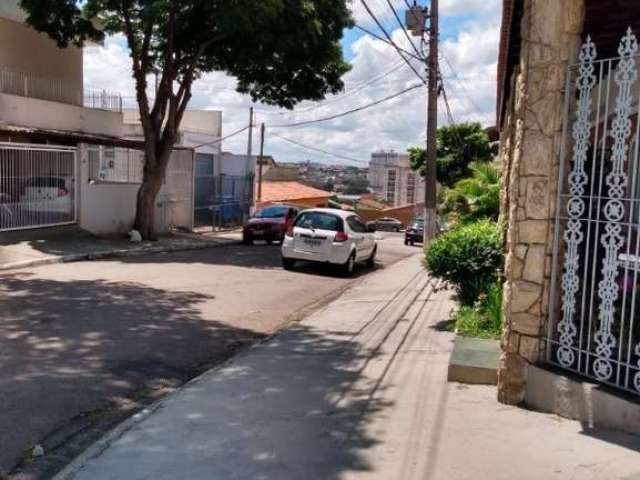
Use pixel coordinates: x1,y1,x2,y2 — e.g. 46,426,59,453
28,178,65,188
295,212,344,232
255,206,288,218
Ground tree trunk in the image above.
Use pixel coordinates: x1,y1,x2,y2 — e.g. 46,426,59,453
134,167,164,240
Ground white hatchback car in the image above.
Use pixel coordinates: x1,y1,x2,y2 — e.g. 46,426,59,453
281,208,377,276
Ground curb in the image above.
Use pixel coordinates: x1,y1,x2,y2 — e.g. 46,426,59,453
0,238,238,272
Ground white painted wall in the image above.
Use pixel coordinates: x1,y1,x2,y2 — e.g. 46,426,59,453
77,144,194,235
0,92,124,137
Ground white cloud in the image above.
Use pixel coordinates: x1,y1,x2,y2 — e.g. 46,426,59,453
84,3,501,166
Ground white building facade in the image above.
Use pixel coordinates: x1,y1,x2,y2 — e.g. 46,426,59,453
0,2,194,235
368,151,425,207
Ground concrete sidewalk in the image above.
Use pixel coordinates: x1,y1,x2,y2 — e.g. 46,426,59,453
55,256,640,480
0,227,240,271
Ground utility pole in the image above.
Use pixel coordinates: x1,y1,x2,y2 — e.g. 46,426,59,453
406,1,438,244
257,123,265,202
245,106,254,218
424,0,438,244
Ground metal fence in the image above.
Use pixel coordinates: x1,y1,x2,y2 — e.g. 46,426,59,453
0,143,77,231
194,155,253,229
83,89,123,111
547,29,640,395
0,67,123,111
88,146,144,183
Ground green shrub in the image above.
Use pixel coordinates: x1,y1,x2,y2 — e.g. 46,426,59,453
425,220,503,305
453,282,503,339
443,161,500,224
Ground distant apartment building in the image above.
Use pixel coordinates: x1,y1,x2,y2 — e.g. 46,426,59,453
368,151,424,207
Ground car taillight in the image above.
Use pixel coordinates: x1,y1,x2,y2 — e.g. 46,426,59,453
334,231,349,242
285,226,295,238
57,188,69,197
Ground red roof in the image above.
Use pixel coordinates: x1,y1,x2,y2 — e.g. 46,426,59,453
259,181,332,203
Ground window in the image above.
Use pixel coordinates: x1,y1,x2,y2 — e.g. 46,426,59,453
295,211,344,231
387,169,397,204
88,146,144,183
255,206,288,218
347,216,367,233
407,172,416,204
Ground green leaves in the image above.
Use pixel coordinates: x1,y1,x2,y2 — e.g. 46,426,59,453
19,0,353,109
407,122,496,187
444,161,500,224
425,220,503,306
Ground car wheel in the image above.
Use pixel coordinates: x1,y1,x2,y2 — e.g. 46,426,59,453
266,238,273,245
404,238,409,246
365,247,377,269
341,253,356,277
282,257,296,270
410,241,415,246
394,227,400,232
242,235,253,245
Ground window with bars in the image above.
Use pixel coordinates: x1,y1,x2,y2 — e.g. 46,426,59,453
88,146,144,184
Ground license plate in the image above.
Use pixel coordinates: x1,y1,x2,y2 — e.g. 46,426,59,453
253,229,264,235
304,239,322,246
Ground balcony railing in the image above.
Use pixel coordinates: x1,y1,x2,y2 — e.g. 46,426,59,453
0,68,123,112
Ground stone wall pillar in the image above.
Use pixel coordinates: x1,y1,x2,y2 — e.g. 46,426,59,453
497,0,585,404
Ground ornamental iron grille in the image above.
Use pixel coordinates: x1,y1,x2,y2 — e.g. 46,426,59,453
548,28,640,395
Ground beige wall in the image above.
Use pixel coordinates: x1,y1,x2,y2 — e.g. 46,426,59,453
0,18,83,103
497,0,586,405
0,92,124,137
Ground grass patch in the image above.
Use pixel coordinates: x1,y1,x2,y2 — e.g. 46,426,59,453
453,283,503,339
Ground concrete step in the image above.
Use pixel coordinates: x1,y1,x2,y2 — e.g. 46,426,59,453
447,336,500,385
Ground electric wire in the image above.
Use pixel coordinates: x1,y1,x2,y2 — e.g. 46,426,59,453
353,24,423,61
384,0,424,59
271,132,370,165
358,0,426,83
268,82,423,128
191,124,251,149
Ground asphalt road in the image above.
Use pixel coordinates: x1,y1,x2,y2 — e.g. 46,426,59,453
0,232,416,477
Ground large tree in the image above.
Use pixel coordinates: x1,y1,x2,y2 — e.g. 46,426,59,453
20,0,352,239
408,122,496,187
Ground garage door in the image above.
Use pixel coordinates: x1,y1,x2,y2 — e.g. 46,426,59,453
0,143,77,231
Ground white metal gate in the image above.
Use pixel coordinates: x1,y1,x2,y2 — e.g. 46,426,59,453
0,143,77,231
548,29,640,395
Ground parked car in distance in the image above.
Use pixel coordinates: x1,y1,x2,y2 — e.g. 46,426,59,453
372,216,403,232
405,217,424,245
243,205,299,245
20,176,73,213
281,208,377,276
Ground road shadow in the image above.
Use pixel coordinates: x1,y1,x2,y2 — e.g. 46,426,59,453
111,242,382,279
0,271,265,477
74,325,391,480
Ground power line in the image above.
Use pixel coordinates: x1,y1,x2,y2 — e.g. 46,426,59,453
191,124,251,148
384,0,424,59
358,0,426,83
286,59,407,115
271,133,369,165
353,24,423,61
269,82,423,128
440,53,492,122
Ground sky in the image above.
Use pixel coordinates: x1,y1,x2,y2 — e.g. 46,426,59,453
84,0,502,166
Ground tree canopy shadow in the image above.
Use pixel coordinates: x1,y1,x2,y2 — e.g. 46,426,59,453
0,271,264,476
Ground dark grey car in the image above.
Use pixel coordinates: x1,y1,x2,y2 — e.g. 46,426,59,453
374,217,403,232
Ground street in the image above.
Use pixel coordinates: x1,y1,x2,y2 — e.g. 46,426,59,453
0,232,414,476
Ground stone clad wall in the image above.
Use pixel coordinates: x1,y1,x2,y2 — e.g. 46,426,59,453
497,0,585,404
